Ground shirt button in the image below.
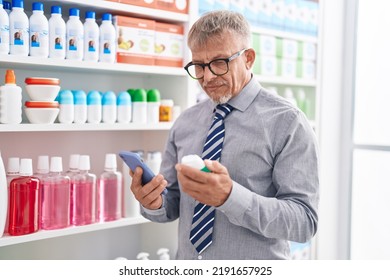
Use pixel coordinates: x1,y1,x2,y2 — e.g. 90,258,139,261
198,255,202,260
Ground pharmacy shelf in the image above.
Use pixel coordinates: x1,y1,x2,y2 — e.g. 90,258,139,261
0,216,149,247
29,0,189,23
0,122,173,132
0,55,186,77
252,26,318,43
256,75,317,87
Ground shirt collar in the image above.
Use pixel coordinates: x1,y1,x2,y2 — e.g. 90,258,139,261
227,76,260,112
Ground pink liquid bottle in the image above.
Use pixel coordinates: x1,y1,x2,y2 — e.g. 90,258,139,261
34,155,50,180
65,154,80,178
4,157,19,234
8,158,40,236
40,157,70,230
70,155,96,226
97,153,122,222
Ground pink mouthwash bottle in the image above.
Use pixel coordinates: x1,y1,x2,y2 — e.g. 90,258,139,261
8,158,40,236
70,155,96,225
40,156,70,230
97,153,122,222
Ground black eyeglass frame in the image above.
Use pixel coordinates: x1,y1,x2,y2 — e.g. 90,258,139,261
184,48,248,80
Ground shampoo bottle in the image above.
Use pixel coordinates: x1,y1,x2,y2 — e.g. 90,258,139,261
0,0,10,55
9,0,29,56
97,153,122,222
3,0,10,14
8,158,40,236
99,13,116,63
48,5,66,59
83,11,99,62
0,151,7,237
66,8,83,60
0,69,23,124
29,1,49,58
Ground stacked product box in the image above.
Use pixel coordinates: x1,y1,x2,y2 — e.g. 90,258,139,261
154,22,184,67
104,0,189,14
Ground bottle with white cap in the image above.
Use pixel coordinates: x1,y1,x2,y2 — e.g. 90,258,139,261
3,157,19,234
48,5,66,59
34,155,49,180
66,7,83,60
8,158,40,236
40,156,70,230
99,13,116,63
83,11,99,62
0,0,10,55
9,0,29,56
97,153,122,222
136,252,150,260
181,154,210,173
29,1,49,57
70,155,96,225
157,248,170,260
65,154,79,177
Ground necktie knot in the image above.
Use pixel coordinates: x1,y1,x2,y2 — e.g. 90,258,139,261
214,103,234,121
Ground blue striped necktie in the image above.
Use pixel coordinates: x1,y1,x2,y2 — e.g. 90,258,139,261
189,103,234,254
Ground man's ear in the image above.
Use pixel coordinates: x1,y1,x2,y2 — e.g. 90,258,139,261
244,48,256,70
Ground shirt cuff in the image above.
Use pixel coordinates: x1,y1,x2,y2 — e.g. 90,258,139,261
141,194,167,216
217,180,253,222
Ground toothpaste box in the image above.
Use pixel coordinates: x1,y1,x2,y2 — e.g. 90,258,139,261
155,0,189,14
119,0,156,8
298,41,316,61
253,55,278,76
154,22,184,67
282,38,298,59
297,60,316,79
281,58,297,78
114,16,156,65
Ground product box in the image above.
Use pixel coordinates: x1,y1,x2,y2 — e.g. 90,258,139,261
253,55,278,76
284,0,298,33
307,0,319,36
271,0,285,30
245,0,261,26
155,0,189,14
298,41,316,61
229,0,245,14
296,0,310,34
282,38,298,59
297,60,316,79
259,34,277,56
258,0,273,28
114,16,155,65
281,58,297,78
154,22,184,67
119,0,156,9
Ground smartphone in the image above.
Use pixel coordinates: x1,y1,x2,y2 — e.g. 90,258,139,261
118,151,167,194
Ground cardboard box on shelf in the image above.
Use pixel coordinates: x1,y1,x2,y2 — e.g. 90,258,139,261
155,0,189,14
114,16,156,65
154,22,184,67
119,0,156,9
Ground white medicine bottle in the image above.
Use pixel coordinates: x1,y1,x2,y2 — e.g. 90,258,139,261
3,1,10,14
0,0,10,55
0,69,22,124
73,90,87,124
99,13,116,63
83,11,99,62
66,8,83,60
116,91,131,123
87,90,102,124
48,5,66,59
58,90,74,124
102,91,117,124
9,0,29,56
29,2,49,58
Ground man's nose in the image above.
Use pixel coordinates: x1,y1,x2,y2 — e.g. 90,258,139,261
203,65,216,81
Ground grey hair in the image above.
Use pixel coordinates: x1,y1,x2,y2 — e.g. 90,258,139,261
188,10,251,50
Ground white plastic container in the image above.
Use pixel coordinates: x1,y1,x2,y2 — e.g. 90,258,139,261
99,13,116,63
146,151,162,175
0,0,10,55
0,151,7,238
117,91,131,123
48,5,66,59
58,90,74,124
0,70,22,124
102,91,116,124
87,90,102,124
29,2,49,58
9,0,29,56
146,89,160,124
132,89,147,124
83,11,99,62
66,8,83,60
73,90,87,124
3,0,10,14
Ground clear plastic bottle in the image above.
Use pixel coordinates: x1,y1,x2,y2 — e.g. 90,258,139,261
40,156,70,230
66,8,83,60
4,157,19,234
48,5,66,59
70,155,96,225
97,153,122,222
34,155,49,180
8,158,40,236
87,90,102,124
83,11,99,62
29,2,49,58
99,13,115,63
65,154,79,179
0,0,10,55
102,91,116,124
0,69,23,124
73,90,87,124
0,151,7,237
9,0,29,56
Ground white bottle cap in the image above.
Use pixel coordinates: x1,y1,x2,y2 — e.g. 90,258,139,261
136,252,150,260
69,154,80,170
19,158,33,176
79,155,90,171
36,155,49,174
104,153,117,170
157,248,170,260
181,154,205,170
50,156,63,172
7,157,20,173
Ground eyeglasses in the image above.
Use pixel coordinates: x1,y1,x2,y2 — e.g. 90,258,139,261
184,49,247,80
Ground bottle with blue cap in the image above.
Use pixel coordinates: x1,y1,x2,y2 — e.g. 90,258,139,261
117,91,131,123
73,90,87,124
3,1,10,14
87,90,102,124
0,0,10,55
102,91,117,124
9,0,29,56
29,2,49,57
99,13,116,63
58,90,74,123
49,5,66,59
66,8,83,60
84,11,99,62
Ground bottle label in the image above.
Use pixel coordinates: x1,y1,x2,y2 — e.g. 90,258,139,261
30,24,48,48
12,22,28,46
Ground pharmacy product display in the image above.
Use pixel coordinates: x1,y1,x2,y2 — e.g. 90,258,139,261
0,69,22,124
66,8,83,61
48,5,66,59
83,11,99,62
29,2,49,58
99,13,116,63
9,0,29,56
